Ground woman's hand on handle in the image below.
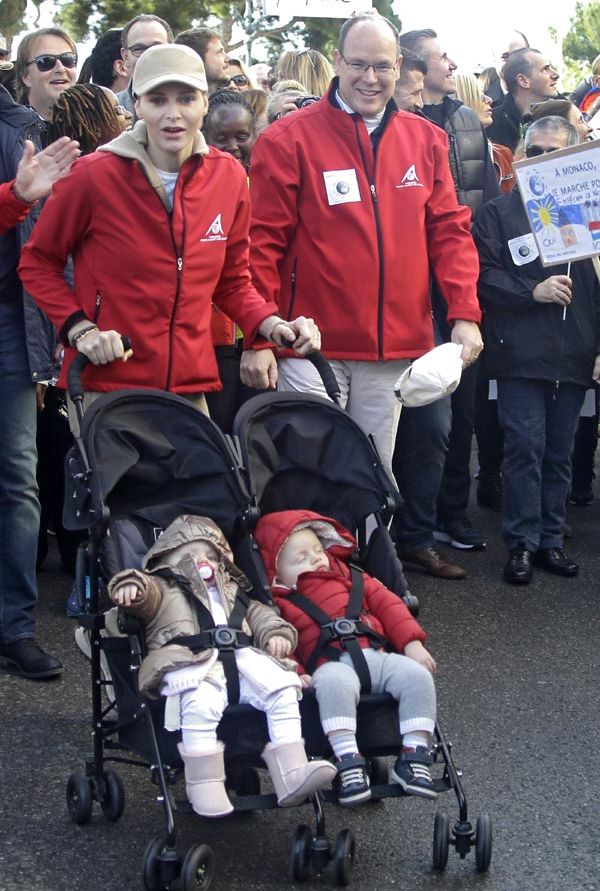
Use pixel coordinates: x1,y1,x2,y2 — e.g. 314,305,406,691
75,328,133,365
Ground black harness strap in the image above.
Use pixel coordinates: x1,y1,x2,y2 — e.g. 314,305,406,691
154,568,252,704
287,565,386,694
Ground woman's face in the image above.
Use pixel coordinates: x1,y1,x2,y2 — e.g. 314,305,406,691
204,104,255,169
479,92,493,128
101,86,133,132
568,105,593,142
135,83,208,171
226,62,250,92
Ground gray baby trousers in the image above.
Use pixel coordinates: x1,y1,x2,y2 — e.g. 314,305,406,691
311,648,436,736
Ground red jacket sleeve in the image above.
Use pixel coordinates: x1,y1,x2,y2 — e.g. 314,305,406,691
363,574,426,653
0,180,36,236
425,133,482,324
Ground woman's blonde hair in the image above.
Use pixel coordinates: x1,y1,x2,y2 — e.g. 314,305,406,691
275,49,333,97
453,73,487,120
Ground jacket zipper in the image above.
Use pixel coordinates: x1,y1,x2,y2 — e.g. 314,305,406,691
93,290,102,323
287,258,298,320
354,118,385,359
165,183,187,391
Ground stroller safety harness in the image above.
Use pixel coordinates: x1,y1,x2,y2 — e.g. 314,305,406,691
286,565,387,694
155,567,253,705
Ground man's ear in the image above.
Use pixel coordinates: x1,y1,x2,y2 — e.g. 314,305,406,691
113,57,127,80
333,48,343,75
516,72,530,90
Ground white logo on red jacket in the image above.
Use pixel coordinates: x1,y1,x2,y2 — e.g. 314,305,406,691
201,213,227,242
396,164,423,189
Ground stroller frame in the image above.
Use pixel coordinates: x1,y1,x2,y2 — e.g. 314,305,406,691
64,353,491,889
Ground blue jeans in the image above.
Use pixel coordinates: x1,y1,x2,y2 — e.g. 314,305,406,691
497,378,586,551
0,302,40,643
392,395,452,550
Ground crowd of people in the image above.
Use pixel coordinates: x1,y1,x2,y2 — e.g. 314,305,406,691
0,11,599,693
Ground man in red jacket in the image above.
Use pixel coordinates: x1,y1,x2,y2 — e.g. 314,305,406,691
245,11,482,479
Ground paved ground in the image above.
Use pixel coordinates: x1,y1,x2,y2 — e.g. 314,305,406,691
1,491,600,891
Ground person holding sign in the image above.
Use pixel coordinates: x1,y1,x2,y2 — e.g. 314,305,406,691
473,116,600,585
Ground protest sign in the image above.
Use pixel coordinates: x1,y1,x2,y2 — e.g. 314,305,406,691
513,141,600,267
263,0,372,18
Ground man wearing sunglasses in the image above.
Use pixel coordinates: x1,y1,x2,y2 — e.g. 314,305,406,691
117,14,173,114
0,27,79,680
473,116,600,585
16,26,77,121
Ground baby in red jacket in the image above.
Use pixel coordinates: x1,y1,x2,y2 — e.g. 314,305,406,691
255,509,438,805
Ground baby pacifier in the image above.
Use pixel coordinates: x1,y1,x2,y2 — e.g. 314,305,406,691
196,561,215,581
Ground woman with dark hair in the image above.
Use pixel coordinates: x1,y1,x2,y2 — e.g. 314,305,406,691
77,29,128,93
48,83,130,154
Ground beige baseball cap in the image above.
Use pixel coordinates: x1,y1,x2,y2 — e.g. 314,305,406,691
132,44,208,97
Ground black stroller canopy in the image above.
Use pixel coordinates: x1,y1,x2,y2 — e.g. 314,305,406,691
234,392,400,532
74,390,250,540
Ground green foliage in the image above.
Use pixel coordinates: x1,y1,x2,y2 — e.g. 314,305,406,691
0,0,34,43
563,0,600,65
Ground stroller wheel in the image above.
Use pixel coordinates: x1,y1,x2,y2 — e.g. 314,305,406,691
475,814,492,872
66,772,93,825
290,824,312,882
180,843,216,891
333,828,355,887
142,836,179,891
100,769,125,822
432,812,450,871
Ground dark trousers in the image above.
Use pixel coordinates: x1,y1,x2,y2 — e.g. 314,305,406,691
497,378,585,551
436,361,478,521
205,342,262,435
474,363,503,477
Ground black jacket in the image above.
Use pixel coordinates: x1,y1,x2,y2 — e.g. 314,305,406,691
422,96,498,221
487,92,522,152
473,189,600,387
0,85,57,381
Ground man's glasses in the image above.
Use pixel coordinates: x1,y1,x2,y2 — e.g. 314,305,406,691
339,54,397,75
230,74,249,86
124,43,156,57
525,145,562,158
26,52,77,72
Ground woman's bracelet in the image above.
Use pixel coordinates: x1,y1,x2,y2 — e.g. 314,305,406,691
11,182,37,205
72,325,98,347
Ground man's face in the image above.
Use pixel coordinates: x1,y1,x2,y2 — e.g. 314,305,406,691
419,37,457,100
394,68,424,112
333,21,400,117
525,129,568,158
121,20,170,79
21,34,77,118
203,38,230,90
522,52,559,102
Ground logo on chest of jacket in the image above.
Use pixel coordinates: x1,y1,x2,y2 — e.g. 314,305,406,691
201,213,227,242
396,164,423,189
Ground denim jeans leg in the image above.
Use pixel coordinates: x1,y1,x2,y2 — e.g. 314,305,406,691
540,383,586,548
497,378,546,551
0,303,40,643
392,395,452,550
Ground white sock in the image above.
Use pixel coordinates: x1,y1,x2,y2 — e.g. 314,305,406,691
402,730,430,751
328,729,359,759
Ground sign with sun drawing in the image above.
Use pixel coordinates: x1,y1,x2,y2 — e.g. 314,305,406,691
513,141,600,266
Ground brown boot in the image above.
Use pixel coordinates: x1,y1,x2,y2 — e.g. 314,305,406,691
397,546,467,580
177,742,234,818
262,740,337,807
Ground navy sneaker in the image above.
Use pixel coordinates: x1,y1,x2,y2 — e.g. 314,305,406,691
434,515,486,550
334,753,371,806
391,747,436,800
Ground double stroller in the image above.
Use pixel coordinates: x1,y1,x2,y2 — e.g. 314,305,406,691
64,352,492,889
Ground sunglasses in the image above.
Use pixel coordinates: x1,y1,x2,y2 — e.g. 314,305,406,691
230,74,249,86
525,145,562,158
26,52,77,72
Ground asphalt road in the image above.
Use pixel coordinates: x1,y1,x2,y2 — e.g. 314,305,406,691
1,493,600,891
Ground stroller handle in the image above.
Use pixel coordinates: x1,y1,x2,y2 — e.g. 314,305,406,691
67,335,132,401
281,338,341,404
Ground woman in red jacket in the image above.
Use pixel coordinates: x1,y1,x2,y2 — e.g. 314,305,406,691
18,44,319,407
255,509,437,807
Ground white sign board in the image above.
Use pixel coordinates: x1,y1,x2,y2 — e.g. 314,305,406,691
263,0,372,18
513,141,600,267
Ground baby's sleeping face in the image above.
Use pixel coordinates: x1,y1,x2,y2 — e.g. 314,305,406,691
275,528,330,589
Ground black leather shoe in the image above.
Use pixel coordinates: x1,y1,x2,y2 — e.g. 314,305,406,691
533,548,578,577
0,639,63,679
503,542,533,584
